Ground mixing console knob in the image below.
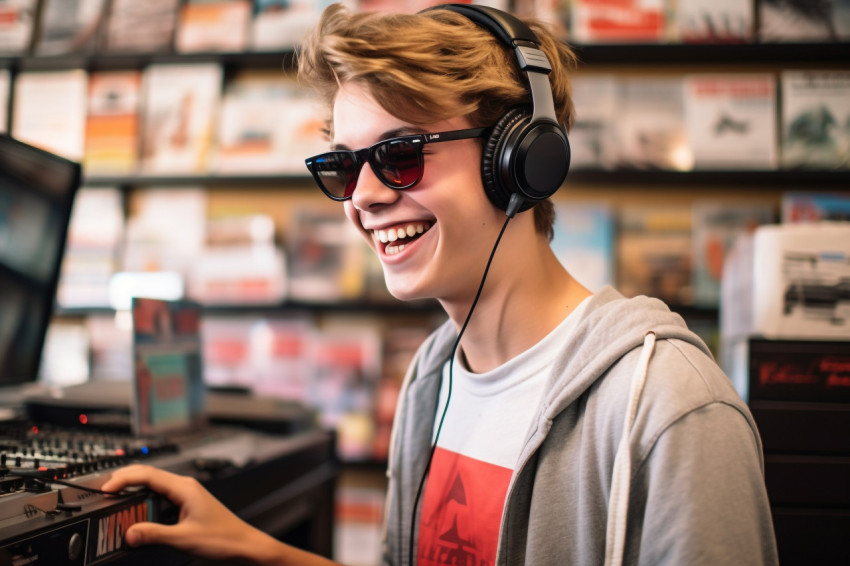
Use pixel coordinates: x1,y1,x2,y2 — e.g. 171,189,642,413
68,532,83,561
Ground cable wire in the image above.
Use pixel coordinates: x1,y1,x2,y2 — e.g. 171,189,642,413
407,193,521,565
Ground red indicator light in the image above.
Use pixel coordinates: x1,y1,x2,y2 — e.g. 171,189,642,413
79,414,88,425
115,448,125,456
31,426,39,434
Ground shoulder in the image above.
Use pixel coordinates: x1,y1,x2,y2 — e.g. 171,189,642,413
613,336,760,459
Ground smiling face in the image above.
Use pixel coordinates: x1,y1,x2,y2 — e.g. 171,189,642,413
334,83,507,304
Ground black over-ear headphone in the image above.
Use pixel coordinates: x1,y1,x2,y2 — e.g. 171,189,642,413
435,3,571,214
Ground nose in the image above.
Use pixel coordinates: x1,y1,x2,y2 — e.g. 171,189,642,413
350,162,401,210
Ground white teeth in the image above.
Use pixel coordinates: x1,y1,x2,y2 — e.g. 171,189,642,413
386,243,406,256
375,223,429,244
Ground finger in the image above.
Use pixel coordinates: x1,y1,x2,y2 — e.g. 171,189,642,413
124,521,179,548
102,465,196,505
101,464,159,493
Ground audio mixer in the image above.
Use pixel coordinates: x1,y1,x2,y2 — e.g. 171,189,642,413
0,421,337,565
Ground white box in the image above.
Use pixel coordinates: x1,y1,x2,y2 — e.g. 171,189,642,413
721,222,850,342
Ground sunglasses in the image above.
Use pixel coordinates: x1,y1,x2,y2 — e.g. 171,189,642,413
304,126,490,201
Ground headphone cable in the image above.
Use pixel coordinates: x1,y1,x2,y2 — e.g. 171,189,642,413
406,193,523,565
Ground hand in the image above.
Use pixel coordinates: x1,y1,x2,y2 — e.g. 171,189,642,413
101,464,269,562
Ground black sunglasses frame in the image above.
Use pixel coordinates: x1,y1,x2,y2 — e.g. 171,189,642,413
304,126,491,201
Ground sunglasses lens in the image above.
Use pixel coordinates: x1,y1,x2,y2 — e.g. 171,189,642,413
311,152,359,199
373,139,423,188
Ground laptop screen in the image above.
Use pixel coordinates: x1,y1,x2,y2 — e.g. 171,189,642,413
131,297,206,436
0,134,80,387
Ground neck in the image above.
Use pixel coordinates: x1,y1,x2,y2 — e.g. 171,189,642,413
439,234,592,374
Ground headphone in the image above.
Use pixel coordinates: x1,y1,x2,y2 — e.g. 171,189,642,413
435,3,571,214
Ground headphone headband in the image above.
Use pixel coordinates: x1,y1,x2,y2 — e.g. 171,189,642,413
439,3,540,46
437,4,558,124
426,3,570,214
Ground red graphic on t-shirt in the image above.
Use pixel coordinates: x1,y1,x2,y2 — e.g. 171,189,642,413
417,446,512,566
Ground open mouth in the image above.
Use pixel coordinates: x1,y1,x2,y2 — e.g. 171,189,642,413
373,222,432,256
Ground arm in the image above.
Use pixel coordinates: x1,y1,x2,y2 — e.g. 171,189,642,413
101,465,341,566
634,403,778,565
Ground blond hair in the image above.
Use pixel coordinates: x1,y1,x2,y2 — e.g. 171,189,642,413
297,4,578,238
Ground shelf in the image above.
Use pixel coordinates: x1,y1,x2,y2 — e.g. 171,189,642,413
3,42,849,73
573,42,850,66
567,168,850,187
81,169,850,189
83,173,310,187
54,299,717,321
54,298,442,318
1,50,296,72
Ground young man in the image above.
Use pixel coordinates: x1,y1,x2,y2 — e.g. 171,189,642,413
103,4,779,565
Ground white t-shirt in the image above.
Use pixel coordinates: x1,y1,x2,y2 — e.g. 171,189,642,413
416,297,590,566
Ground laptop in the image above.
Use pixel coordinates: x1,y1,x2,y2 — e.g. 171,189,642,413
0,134,80,411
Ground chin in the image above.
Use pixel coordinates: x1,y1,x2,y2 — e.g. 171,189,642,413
383,275,429,303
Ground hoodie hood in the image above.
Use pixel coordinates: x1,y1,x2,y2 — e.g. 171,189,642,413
541,285,711,421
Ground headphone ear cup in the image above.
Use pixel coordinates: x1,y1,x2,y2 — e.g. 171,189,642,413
481,108,533,212
481,107,570,213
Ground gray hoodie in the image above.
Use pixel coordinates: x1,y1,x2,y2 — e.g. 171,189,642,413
382,286,778,565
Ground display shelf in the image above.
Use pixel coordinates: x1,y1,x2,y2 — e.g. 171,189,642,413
573,42,850,67
80,169,850,190
567,169,850,187
83,173,311,188
4,42,849,72
0,50,295,72
54,298,442,318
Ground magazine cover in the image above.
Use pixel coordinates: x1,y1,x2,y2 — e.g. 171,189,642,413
617,204,693,305
56,187,124,308
0,0,37,55
250,0,323,51
139,63,223,175
187,212,287,306
100,0,180,53
512,0,569,39
131,297,206,437
674,0,753,43
759,0,850,42
11,69,89,161
307,318,382,461
780,70,850,170
175,0,251,53
617,76,692,170
571,0,667,43
691,200,775,307
781,191,850,223
684,73,778,170
84,70,142,176
216,71,326,174
244,316,315,400
33,0,107,56
569,74,620,169
551,200,616,291
286,206,366,303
